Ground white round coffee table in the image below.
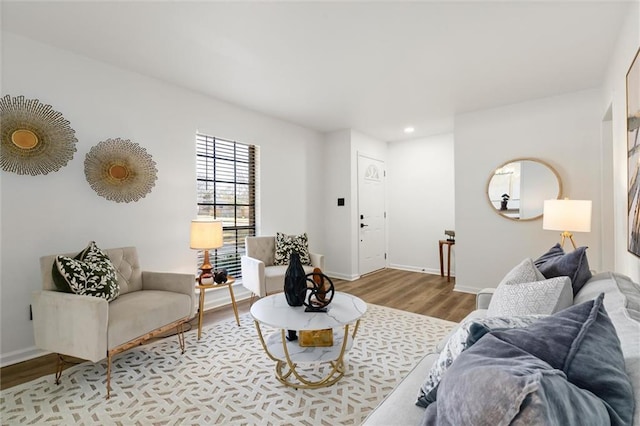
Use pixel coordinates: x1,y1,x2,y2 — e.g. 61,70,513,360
250,291,367,389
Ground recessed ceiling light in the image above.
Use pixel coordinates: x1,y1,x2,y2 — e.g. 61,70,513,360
404,127,415,133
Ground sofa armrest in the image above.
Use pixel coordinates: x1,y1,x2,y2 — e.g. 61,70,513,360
241,255,266,297
476,288,496,310
32,290,108,362
310,252,325,271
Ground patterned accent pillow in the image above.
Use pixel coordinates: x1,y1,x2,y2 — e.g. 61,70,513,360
54,241,120,302
487,276,573,317
498,258,545,286
416,315,546,408
274,232,312,266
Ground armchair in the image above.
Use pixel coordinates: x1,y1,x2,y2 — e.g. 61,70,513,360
241,236,325,299
32,246,195,398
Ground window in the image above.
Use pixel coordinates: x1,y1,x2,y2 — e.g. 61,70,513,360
196,133,256,279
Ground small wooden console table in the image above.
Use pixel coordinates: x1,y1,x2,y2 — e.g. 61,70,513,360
439,240,455,282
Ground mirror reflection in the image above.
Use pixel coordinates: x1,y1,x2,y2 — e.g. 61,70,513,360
487,158,562,221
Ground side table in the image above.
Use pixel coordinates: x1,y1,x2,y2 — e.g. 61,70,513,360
196,276,239,341
439,240,455,282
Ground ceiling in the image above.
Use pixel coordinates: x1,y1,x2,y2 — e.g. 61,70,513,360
1,1,634,142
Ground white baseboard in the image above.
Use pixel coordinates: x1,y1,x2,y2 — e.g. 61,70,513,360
325,271,360,281
388,264,447,277
453,285,479,294
0,346,49,368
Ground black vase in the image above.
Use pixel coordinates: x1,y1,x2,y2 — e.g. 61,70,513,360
284,251,307,307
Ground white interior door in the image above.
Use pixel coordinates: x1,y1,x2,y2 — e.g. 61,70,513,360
358,154,386,275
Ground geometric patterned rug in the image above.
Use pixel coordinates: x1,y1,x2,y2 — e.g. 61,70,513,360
0,304,456,425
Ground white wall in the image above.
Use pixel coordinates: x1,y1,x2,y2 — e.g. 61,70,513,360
322,129,387,280
454,89,604,293
601,2,640,282
387,134,455,274
323,130,353,279
0,33,325,365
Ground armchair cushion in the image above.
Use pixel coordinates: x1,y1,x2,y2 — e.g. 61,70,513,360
54,241,120,302
274,232,312,265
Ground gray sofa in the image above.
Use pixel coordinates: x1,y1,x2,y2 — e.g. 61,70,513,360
32,246,195,398
364,271,640,425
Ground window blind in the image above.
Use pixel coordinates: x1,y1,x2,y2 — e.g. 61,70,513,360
195,133,256,279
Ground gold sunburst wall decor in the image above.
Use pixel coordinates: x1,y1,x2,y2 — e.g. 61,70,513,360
0,95,78,175
84,138,158,203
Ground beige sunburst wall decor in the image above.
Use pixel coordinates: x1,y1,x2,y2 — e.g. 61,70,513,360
84,138,158,203
0,95,78,175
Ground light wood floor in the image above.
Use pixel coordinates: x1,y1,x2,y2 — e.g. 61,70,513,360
0,268,474,390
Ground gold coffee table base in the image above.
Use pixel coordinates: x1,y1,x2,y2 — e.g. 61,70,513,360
254,320,361,389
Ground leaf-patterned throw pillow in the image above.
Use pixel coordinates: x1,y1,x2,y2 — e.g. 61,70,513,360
274,232,312,266
54,241,120,302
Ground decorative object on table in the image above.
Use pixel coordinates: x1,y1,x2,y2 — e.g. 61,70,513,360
500,193,510,210
0,94,78,175
444,229,455,243
284,251,308,307
84,138,157,203
304,268,335,312
542,198,592,249
190,218,224,285
299,328,334,347
213,268,228,284
626,46,640,257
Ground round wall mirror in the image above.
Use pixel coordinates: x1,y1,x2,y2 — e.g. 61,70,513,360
487,158,562,221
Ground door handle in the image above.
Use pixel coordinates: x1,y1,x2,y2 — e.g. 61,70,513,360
360,223,368,228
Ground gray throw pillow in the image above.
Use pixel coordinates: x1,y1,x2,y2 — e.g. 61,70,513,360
420,333,611,426
498,257,546,286
534,243,592,295
415,315,546,408
489,293,634,426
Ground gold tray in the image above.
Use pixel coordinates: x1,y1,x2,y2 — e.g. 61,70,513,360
299,329,334,347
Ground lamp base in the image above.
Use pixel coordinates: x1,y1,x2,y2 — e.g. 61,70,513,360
559,231,577,250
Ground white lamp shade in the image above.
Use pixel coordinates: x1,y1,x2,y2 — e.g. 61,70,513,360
190,219,223,249
543,199,592,232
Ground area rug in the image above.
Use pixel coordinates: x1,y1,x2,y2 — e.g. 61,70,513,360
1,304,456,425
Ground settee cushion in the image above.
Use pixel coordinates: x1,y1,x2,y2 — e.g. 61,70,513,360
416,314,546,408
274,232,312,265
54,241,120,302
487,276,573,316
534,243,592,295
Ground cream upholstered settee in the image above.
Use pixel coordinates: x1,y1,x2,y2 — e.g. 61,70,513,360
240,236,325,299
32,246,195,398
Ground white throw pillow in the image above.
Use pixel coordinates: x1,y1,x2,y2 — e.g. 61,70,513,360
498,258,545,286
487,276,573,317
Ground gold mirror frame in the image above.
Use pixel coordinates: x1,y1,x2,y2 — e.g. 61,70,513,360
486,158,562,221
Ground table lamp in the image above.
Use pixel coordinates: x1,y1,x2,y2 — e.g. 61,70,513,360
190,218,223,284
542,199,592,249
